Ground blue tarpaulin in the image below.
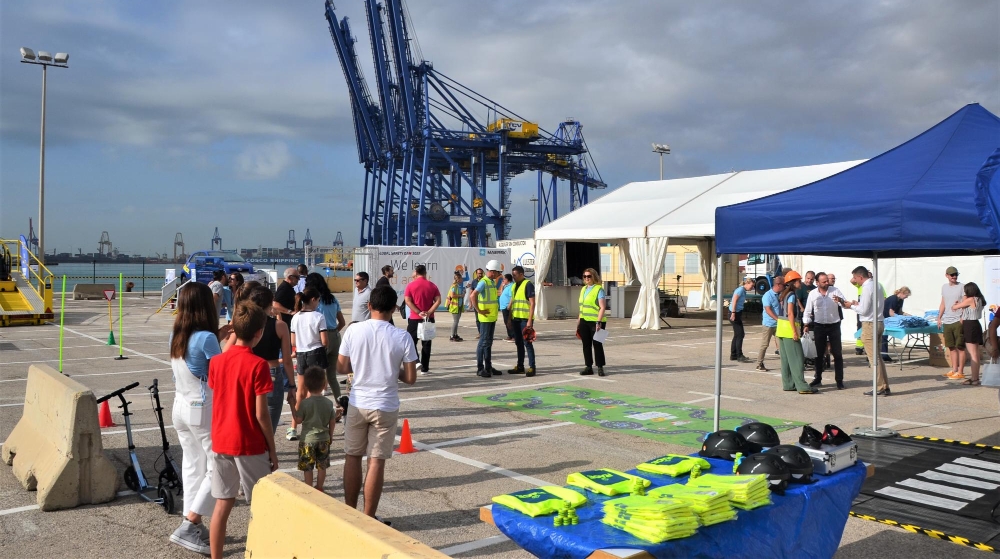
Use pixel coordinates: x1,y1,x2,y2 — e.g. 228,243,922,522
715,104,1000,258
491,458,867,559
974,147,1000,249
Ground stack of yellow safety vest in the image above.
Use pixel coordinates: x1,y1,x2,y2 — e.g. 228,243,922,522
566,468,651,496
601,495,700,543
647,484,737,526
686,473,771,510
636,455,711,477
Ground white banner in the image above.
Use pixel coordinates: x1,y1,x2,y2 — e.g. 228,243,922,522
373,246,511,311
496,238,536,278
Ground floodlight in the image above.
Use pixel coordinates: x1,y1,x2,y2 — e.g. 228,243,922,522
37,51,52,62
54,52,69,64
20,47,36,60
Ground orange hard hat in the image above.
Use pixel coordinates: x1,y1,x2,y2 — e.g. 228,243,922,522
784,271,802,282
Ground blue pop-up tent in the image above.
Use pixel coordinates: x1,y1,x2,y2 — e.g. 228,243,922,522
710,103,1000,434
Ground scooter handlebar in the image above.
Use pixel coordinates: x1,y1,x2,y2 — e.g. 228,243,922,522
96,382,140,404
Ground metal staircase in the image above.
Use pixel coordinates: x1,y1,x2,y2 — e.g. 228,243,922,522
1,239,54,326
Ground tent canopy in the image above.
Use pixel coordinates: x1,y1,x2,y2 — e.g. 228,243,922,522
716,104,1000,258
534,161,863,242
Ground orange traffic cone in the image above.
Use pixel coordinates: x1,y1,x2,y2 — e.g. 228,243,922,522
98,400,116,428
396,419,416,454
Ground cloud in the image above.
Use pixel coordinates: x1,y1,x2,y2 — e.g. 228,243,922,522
235,141,293,180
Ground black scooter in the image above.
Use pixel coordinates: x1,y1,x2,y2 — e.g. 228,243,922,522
97,379,182,514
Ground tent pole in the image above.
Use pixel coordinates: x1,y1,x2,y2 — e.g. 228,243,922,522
872,253,879,431
713,253,724,432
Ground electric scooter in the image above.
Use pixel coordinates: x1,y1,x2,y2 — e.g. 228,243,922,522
97,379,182,514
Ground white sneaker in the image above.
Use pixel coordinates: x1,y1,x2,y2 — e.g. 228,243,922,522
170,519,210,556
285,427,298,441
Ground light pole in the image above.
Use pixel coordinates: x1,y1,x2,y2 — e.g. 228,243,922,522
20,47,69,266
529,196,539,230
652,143,671,180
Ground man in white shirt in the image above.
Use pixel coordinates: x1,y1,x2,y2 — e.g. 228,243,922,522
803,272,847,389
845,266,889,396
208,270,225,323
351,272,372,322
337,285,417,521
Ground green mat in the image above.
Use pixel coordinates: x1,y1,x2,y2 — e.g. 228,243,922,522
467,386,803,449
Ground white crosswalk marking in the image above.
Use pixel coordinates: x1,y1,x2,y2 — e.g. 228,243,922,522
954,457,1000,472
875,486,967,510
918,470,1000,490
896,478,985,501
937,463,1000,482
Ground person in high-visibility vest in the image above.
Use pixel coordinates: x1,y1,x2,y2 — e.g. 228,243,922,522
471,260,503,378
507,265,536,376
577,267,607,376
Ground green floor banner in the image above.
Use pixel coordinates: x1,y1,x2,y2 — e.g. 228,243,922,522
468,386,803,449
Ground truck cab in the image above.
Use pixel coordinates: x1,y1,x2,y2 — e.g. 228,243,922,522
739,253,782,294
182,251,254,284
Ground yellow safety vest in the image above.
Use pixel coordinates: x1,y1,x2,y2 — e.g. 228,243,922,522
510,280,532,320
579,285,603,322
477,277,499,323
447,285,463,314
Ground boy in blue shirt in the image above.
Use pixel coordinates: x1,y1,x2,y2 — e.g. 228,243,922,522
756,277,785,372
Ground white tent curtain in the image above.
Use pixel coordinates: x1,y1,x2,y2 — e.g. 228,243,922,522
618,242,636,286
628,236,669,329
696,239,715,309
533,239,555,321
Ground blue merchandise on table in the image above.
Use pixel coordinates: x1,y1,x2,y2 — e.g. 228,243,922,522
884,316,929,329
490,456,867,559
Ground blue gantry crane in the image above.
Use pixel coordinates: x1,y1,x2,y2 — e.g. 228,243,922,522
324,0,606,247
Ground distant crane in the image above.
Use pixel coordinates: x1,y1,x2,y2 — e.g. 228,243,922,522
286,230,297,251
27,219,39,254
98,231,112,256
323,0,605,246
333,232,344,246
174,233,186,262
211,228,222,250
303,229,313,249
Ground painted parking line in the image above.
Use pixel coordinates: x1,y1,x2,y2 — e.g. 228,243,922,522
60,326,170,365
431,422,574,448
686,391,753,402
0,490,136,517
848,413,951,430
0,367,170,384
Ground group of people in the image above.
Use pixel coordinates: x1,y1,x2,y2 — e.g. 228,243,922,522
729,264,992,398
167,267,419,557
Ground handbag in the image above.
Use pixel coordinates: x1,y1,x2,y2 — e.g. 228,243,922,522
417,321,436,341
801,331,817,359
981,359,1000,387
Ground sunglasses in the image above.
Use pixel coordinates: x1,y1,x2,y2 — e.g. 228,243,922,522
583,274,593,278
949,273,959,277
354,279,363,282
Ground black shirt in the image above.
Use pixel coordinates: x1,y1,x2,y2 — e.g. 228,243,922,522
274,281,296,326
375,276,391,290
883,294,904,318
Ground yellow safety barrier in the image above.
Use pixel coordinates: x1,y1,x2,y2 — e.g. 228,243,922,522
1,364,119,511
245,473,449,559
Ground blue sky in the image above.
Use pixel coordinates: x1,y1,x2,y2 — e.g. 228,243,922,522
1,0,997,256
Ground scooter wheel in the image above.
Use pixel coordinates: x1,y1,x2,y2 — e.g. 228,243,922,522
124,466,139,492
158,486,176,515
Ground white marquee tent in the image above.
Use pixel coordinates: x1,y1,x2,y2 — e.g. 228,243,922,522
532,160,865,328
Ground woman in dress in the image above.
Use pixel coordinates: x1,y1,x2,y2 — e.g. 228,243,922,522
775,271,816,394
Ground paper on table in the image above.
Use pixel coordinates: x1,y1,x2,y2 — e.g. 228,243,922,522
593,328,609,344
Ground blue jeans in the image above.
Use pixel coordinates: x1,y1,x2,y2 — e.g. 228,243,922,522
511,318,535,368
267,365,286,434
477,321,496,372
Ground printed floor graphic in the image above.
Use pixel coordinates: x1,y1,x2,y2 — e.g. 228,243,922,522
467,386,803,449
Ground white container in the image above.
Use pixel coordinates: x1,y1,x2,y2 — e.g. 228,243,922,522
797,441,858,475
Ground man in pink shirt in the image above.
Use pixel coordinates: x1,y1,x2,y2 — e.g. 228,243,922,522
404,265,442,374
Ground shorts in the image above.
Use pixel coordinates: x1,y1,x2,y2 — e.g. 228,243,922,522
344,406,399,460
943,321,965,350
297,440,331,471
296,347,328,375
963,320,984,346
211,452,271,501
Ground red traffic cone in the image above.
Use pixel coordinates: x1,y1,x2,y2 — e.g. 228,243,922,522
396,419,416,454
98,400,116,428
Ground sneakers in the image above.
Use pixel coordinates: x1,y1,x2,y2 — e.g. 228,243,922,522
525,366,536,377
809,378,822,387
798,388,818,394
322,388,334,396
737,356,753,363
285,427,298,441
170,519,210,556
450,336,464,342
419,366,430,376
597,367,606,377
855,347,865,355
477,369,492,378
863,388,891,396
508,366,525,374
947,371,966,380
580,367,594,376
836,381,845,390
755,363,768,372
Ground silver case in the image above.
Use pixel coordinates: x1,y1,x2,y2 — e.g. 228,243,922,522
796,441,858,475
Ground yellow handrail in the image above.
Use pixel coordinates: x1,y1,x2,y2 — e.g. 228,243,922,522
0,238,54,312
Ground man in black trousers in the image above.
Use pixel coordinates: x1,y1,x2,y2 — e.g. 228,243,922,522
802,272,848,389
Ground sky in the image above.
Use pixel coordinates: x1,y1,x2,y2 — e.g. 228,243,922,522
0,0,997,257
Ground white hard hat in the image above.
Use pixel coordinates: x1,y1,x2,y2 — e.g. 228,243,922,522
486,259,503,272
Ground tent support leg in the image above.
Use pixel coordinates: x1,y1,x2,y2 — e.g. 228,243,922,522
854,252,897,439
713,253,724,433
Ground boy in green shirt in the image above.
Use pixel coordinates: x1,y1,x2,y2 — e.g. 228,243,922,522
295,366,342,490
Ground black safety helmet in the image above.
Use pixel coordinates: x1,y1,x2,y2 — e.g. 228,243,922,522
765,445,815,483
736,422,781,453
736,453,791,494
799,425,823,449
822,424,853,446
699,430,750,461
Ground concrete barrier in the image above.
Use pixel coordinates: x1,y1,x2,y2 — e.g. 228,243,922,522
1,364,119,511
245,473,449,559
72,283,115,300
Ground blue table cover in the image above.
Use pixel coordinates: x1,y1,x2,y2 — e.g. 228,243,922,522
491,457,867,559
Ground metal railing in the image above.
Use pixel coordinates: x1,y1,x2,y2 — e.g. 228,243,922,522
0,238,54,310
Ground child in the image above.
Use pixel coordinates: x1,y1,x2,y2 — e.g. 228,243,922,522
295,366,343,490
288,287,328,441
208,303,277,559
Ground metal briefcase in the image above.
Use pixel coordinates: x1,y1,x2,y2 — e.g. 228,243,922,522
797,441,858,475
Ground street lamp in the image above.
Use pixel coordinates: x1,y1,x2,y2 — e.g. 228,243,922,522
529,196,539,230
20,47,69,265
652,143,671,181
